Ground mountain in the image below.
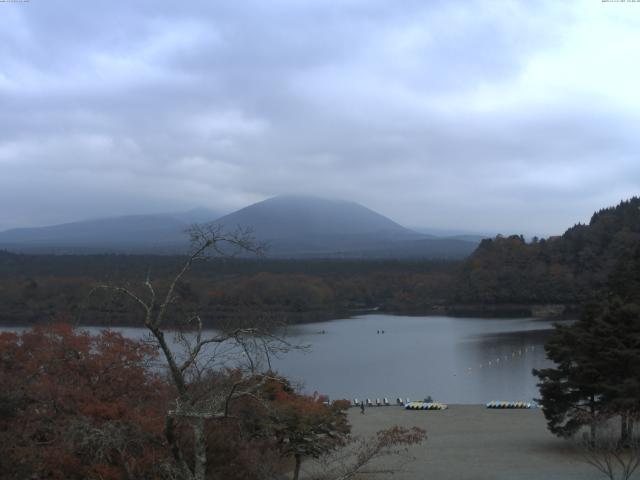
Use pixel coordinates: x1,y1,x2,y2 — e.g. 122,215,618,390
447,234,491,244
172,207,222,225
212,195,478,258
0,196,480,258
215,195,415,239
0,208,221,254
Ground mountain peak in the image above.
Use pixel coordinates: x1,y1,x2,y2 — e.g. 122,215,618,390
216,195,415,241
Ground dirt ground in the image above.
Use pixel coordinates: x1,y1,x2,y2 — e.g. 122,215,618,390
304,405,614,480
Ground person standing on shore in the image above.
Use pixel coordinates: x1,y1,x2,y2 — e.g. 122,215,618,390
360,401,365,414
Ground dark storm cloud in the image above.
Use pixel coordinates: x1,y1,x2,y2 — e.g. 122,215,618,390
1,0,639,235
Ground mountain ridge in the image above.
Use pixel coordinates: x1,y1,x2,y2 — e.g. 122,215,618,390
0,196,479,258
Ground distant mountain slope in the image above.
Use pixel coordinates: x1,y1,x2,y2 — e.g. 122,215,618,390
0,196,480,258
214,195,418,240
213,195,477,258
0,208,221,253
310,237,475,260
410,227,490,241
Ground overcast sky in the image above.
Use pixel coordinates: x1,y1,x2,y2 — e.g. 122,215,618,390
1,0,639,235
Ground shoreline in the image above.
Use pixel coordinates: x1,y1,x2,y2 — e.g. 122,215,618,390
0,306,575,328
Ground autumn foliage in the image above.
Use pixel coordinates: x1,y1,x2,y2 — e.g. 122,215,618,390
0,324,169,479
0,325,426,479
264,381,350,480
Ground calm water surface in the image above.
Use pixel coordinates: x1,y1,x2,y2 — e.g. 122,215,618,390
272,314,558,404
1,314,560,404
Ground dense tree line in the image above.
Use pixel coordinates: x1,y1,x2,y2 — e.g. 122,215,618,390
0,253,457,326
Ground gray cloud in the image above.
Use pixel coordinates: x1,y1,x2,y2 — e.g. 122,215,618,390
1,0,639,235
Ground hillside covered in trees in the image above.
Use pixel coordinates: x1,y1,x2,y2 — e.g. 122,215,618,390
454,197,640,311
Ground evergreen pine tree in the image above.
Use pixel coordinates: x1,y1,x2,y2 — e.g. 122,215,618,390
534,245,640,442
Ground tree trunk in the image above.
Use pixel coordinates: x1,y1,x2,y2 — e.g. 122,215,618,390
589,398,597,445
193,417,207,480
620,413,630,446
150,327,188,395
165,415,193,479
293,454,302,480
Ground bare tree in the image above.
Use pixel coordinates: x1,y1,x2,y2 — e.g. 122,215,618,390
93,224,291,480
576,414,640,480
90,224,428,480
308,426,427,480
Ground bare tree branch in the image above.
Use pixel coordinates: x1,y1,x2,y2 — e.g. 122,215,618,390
576,414,640,480
89,224,296,480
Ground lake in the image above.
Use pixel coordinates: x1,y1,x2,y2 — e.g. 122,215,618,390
0,314,560,404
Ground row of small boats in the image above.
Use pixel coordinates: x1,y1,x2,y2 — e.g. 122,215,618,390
349,398,535,410
352,398,403,407
405,402,448,410
486,401,534,409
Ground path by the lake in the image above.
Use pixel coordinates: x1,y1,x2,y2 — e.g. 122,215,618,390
302,405,604,480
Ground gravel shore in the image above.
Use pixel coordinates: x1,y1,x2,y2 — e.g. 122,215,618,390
334,405,607,480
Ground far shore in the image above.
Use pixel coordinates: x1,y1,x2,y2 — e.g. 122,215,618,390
302,405,603,480
0,304,576,328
